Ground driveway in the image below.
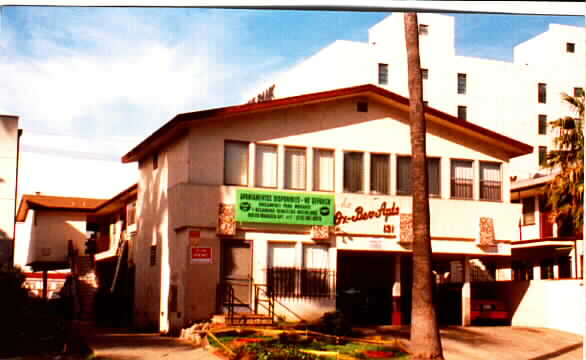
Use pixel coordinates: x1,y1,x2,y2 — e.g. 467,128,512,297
357,326,583,360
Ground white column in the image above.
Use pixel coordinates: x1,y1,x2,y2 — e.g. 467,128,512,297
335,150,344,193
461,256,471,326
248,143,256,187
277,144,285,190
441,157,450,199
307,147,313,191
364,152,371,194
390,153,397,196
392,254,402,325
553,257,560,279
473,160,480,201
533,263,541,280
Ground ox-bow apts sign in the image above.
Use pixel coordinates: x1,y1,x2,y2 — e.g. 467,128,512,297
334,195,400,236
235,189,334,226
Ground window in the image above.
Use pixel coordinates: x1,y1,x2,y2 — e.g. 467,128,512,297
538,146,547,167
418,24,429,35
378,63,388,85
457,105,467,121
313,149,335,191
153,152,158,170
540,259,554,279
538,83,547,103
343,152,364,193
285,147,306,190
479,162,501,201
370,153,389,194
421,68,428,80
224,141,249,186
357,101,368,112
457,73,467,94
574,87,584,97
267,243,333,298
427,158,441,196
255,144,278,188
566,42,575,53
301,245,331,297
522,197,535,225
538,114,547,135
451,160,473,199
396,156,440,196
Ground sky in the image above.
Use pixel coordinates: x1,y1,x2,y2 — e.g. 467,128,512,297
0,5,584,196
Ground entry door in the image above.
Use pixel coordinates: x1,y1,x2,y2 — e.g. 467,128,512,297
221,241,252,309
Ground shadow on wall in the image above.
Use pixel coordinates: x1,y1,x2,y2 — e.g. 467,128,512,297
0,228,12,265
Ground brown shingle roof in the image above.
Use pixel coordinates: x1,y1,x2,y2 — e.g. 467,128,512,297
16,183,138,222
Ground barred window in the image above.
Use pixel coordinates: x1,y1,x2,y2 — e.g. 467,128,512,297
451,160,473,199
396,156,440,196
479,162,501,201
538,114,547,135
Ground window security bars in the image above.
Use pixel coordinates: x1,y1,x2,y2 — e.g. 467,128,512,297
266,267,336,298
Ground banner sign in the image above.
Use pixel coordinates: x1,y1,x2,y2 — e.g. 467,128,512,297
191,247,212,264
236,189,334,226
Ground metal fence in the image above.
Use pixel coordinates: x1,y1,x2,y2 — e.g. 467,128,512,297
266,267,336,298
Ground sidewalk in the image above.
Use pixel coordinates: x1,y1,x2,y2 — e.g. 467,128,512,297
355,325,583,360
75,322,220,360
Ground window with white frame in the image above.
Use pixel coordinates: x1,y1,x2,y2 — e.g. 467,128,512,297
479,162,501,201
224,141,249,186
285,147,306,190
370,153,389,194
450,160,474,199
255,144,278,188
313,149,335,192
344,151,364,193
396,156,441,196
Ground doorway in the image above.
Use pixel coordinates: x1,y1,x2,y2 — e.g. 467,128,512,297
221,240,252,312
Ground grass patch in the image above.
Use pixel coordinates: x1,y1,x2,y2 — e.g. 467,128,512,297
209,331,408,360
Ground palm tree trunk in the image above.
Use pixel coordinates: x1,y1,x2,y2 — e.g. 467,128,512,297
403,12,444,360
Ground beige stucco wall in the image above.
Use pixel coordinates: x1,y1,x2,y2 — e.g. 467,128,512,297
508,280,585,335
0,115,19,251
138,94,526,331
134,135,188,331
27,210,87,266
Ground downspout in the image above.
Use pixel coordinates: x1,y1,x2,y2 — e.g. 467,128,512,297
11,128,22,265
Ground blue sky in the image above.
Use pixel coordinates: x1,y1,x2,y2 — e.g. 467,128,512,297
0,7,583,159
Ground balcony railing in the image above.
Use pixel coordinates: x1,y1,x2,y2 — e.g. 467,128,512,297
266,267,336,299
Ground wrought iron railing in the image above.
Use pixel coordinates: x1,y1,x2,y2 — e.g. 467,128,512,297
266,267,336,299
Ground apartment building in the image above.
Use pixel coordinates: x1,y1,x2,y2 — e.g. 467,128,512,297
120,84,531,333
250,13,584,179
0,114,21,266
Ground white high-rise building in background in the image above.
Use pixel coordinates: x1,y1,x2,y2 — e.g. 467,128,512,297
249,13,584,180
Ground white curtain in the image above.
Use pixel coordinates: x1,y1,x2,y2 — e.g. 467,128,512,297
255,144,277,187
285,148,306,190
313,149,334,191
269,243,296,268
303,245,329,269
224,141,248,185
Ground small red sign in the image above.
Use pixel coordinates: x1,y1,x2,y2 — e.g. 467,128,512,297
189,230,201,239
191,247,212,264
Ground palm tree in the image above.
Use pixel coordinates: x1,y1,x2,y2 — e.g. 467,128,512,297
544,93,584,235
403,13,444,360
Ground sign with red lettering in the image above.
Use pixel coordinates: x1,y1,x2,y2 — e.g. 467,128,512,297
189,230,201,245
191,247,212,264
335,195,401,236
